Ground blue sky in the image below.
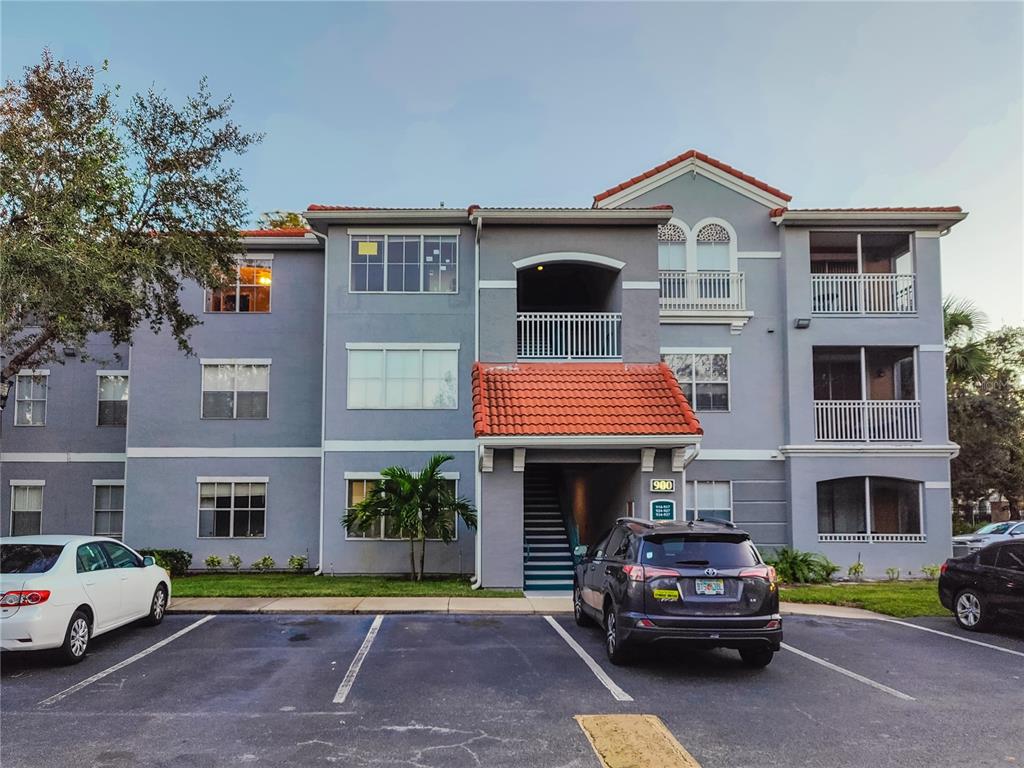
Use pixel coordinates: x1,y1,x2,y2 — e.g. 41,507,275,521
3,1,1022,325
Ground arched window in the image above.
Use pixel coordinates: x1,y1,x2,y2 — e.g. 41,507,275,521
696,222,731,272
657,222,686,271
817,476,922,537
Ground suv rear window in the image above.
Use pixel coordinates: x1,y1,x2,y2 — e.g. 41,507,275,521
1,544,65,574
640,535,759,568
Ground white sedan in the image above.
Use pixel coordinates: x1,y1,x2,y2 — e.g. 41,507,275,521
0,535,171,664
952,520,1024,555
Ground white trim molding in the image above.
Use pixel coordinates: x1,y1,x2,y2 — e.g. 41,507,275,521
8,479,45,486
737,251,781,259
96,370,130,377
346,227,462,236
324,439,479,453
924,481,951,489
915,230,942,238
512,252,625,271
344,342,460,351
199,358,272,366
197,476,270,483
622,281,660,290
661,346,732,355
92,479,125,486
918,345,946,353
17,368,50,376
127,447,320,458
479,280,517,289
780,443,960,458
695,449,784,461
344,470,460,480
1,452,127,463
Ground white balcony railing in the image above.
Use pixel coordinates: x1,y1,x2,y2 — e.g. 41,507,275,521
810,273,916,315
813,400,921,441
517,312,621,360
659,271,746,312
818,533,927,543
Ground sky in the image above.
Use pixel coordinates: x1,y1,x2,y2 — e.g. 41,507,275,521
3,1,1022,326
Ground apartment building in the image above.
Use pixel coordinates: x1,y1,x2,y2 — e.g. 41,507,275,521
0,150,966,587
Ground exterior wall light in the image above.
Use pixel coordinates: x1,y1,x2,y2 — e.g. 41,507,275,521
793,318,811,329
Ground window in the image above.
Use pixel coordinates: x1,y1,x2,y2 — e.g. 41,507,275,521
77,542,110,573
10,483,43,536
198,479,266,538
93,484,125,539
995,544,1024,573
657,223,687,271
201,361,270,419
206,258,272,312
97,373,129,426
345,477,458,540
347,346,458,409
102,541,142,568
695,223,731,272
604,527,629,560
817,477,923,538
350,234,458,293
662,352,729,411
14,371,47,426
685,481,732,522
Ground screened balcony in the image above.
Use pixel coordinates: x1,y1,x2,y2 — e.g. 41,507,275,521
813,347,920,441
810,232,916,315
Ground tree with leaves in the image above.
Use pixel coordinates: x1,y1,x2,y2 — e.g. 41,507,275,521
343,455,478,581
0,50,261,407
943,296,992,391
257,211,307,230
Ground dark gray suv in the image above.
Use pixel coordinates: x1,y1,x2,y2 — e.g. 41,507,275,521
572,518,782,666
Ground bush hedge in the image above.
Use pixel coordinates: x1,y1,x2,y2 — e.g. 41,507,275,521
138,548,193,577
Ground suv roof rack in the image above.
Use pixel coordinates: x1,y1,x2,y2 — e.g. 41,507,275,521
691,517,737,529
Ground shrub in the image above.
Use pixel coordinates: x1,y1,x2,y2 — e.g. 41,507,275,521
251,555,276,572
227,554,242,571
204,554,222,571
847,560,865,581
287,554,309,572
885,567,901,581
138,548,192,577
921,564,941,580
764,547,839,584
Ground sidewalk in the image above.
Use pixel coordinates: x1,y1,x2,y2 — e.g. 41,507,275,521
168,596,887,619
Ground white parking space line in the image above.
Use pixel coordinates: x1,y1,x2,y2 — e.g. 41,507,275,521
543,616,633,702
781,642,915,701
38,616,215,708
880,619,1024,659
332,614,383,705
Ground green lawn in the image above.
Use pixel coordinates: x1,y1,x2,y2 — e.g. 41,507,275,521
171,573,521,598
780,580,947,618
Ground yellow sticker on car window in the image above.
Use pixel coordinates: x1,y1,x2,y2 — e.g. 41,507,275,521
652,588,678,601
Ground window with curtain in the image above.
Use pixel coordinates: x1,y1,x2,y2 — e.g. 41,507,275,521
93,484,125,539
347,347,458,409
10,484,43,536
206,259,272,312
695,223,731,271
816,477,922,535
15,372,47,426
97,374,129,426
346,478,458,540
657,222,687,271
201,362,270,419
685,481,732,522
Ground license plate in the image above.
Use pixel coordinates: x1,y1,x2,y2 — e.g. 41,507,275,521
695,578,725,596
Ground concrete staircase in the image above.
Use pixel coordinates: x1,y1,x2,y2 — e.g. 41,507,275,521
523,467,574,594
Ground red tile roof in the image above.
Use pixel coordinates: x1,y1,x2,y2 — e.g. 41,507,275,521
239,227,312,238
594,150,792,205
472,362,702,437
307,205,458,211
770,206,963,217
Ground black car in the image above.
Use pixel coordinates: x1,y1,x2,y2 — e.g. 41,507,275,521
572,517,782,667
938,540,1024,631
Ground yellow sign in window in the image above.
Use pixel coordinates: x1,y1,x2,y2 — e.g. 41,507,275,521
357,241,379,256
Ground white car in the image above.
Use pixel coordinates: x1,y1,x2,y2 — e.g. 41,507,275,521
0,535,171,664
952,521,1024,556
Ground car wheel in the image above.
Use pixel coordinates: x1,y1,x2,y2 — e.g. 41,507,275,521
59,610,91,665
739,647,774,668
954,589,989,631
604,607,630,665
573,585,590,627
145,585,169,626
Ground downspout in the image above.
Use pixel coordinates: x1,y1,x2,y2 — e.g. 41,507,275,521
679,443,700,520
312,227,329,576
471,213,484,589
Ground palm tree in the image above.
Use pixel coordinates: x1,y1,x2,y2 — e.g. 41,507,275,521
342,454,477,581
943,296,991,388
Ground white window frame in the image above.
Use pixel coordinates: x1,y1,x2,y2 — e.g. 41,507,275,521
200,359,271,420
344,473,461,542
660,348,731,413
684,480,733,523
92,480,125,539
14,369,49,427
815,476,926,541
348,232,459,294
9,480,44,536
345,343,459,410
96,370,130,427
195,476,269,539
204,254,274,313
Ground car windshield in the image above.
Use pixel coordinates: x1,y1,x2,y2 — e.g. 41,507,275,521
640,535,759,568
974,523,1011,536
0,544,65,574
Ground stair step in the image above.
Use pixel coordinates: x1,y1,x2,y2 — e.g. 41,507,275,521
524,573,574,581
523,583,574,591
525,555,574,563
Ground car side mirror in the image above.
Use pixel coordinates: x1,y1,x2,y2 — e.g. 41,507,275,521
573,544,589,562
142,556,156,567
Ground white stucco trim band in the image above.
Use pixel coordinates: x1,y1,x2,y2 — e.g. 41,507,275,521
924,481,951,489
96,370,130,377
92,479,125,486
346,227,462,236
695,449,784,461
197,476,270,483
344,342,461,351
479,280,517,289
344,471,460,480
512,252,626,271
1,452,127,463
126,447,320,458
9,479,45,486
622,281,660,290
661,346,733,355
918,345,946,353
324,440,478,452
780,444,959,458
737,251,781,259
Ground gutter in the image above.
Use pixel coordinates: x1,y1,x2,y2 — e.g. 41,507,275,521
471,213,484,589
310,227,329,576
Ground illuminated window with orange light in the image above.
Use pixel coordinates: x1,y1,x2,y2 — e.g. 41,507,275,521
206,258,272,312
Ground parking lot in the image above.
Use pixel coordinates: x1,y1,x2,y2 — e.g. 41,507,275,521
2,611,1023,767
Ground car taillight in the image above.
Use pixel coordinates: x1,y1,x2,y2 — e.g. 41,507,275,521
0,590,51,606
622,565,679,582
940,562,948,575
739,566,776,582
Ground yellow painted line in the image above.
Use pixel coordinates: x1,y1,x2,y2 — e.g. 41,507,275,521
575,714,701,768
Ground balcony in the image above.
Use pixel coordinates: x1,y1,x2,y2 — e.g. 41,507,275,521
659,271,746,313
811,273,916,315
516,312,621,360
813,400,921,441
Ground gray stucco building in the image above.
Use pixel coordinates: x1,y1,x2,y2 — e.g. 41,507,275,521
1,149,967,587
